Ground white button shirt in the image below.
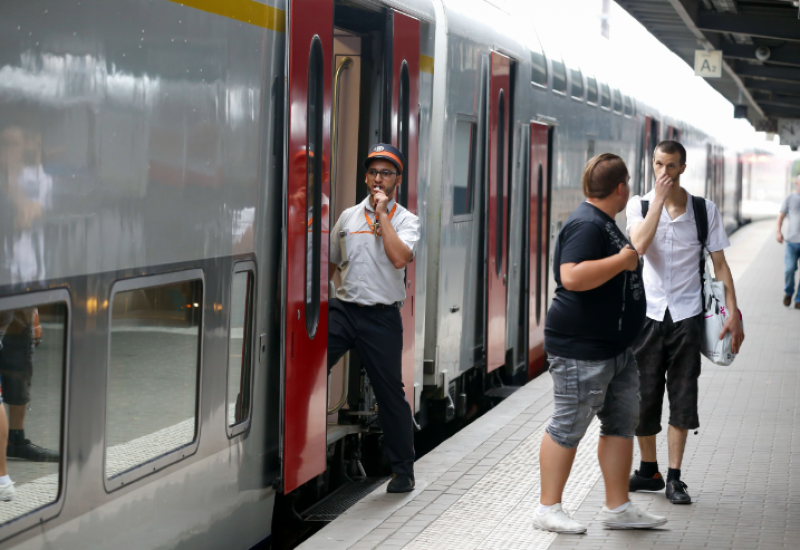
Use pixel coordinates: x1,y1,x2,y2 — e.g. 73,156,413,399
626,190,729,322
329,196,420,306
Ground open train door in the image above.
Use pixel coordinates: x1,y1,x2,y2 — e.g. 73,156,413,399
387,10,420,409
282,0,333,494
486,52,510,373
528,122,549,379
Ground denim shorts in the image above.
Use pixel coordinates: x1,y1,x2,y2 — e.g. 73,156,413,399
546,349,640,449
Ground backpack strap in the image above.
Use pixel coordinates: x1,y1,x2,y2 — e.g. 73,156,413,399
692,195,709,307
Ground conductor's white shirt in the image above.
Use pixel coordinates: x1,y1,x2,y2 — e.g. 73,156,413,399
329,196,420,306
626,189,730,323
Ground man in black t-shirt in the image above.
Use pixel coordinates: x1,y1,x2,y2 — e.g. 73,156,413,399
533,154,666,534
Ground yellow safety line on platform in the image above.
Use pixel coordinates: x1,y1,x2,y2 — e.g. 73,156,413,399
420,54,434,74
168,0,285,32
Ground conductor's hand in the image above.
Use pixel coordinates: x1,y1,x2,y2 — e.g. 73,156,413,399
619,245,639,272
374,189,389,215
653,173,673,204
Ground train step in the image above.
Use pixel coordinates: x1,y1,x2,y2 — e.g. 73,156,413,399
299,477,390,522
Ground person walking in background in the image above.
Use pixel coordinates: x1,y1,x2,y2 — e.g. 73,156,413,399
533,154,666,534
777,174,800,308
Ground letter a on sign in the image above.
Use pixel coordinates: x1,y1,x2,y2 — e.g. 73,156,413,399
695,50,722,78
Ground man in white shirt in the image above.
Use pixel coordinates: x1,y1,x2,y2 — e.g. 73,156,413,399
328,144,420,493
625,141,744,505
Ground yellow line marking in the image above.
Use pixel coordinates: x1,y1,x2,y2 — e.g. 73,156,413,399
420,54,434,74
168,0,285,32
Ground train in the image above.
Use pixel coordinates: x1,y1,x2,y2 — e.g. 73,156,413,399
0,0,793,548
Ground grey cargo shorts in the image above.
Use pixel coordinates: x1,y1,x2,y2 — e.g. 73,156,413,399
546,348,640,449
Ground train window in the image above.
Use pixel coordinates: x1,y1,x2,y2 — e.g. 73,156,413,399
0,292,68,527
227,266,255,433
587,138,596,161
496,90,506,278
535,163,544,324
551,59,567,95
612,89,623,114
397,62,410,208
305,37,323,339
530,48,547,88
453,119,476,217
599,82,611,109
623,95,633,117
105,274,203,488
569,67,584,100
586,76,598,105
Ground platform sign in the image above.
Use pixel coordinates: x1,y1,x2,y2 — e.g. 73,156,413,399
695,50,722,78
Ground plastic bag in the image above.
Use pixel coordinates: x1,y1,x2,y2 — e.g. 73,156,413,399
700,257,742,366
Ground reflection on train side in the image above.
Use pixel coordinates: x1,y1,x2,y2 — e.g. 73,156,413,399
106,281,202,480
0,304,65,524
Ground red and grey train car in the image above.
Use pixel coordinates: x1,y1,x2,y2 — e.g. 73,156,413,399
0,0,784,548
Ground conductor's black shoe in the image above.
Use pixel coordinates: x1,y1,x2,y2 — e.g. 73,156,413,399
629,470,665,492
7,439,60,463
386,474,415,493
666,480,692,504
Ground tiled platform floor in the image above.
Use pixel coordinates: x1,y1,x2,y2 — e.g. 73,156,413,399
299,219,799,550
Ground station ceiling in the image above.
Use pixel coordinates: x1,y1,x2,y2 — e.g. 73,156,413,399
614,0,800,148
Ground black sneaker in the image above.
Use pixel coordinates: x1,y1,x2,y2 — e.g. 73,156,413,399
386,473,415,493
629,470,666,492
666,479,692,504
7,440,60,463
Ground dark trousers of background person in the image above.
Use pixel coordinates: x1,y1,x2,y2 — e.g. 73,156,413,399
327,299,415,476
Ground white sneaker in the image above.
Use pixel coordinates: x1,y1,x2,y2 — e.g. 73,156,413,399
532,503,588,534
0,481,15,502
599,502,667,529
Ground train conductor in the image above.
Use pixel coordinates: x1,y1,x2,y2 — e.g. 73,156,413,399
328,143,420,493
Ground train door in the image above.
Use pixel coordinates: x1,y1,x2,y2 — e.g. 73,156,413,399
486,52,510,373
282,0,333,494
387,11,420,408
528,122,549,379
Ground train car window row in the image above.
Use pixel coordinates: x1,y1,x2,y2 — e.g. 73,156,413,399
569,67,584,101
551,58,567,95
530,48,547,89
586,76,599,105
228,265,256,434
105,274,203,490
0,290,68,530
599,81,611,110
612,88,623,114
453,119,477,218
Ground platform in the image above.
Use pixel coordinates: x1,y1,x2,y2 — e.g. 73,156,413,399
297,218,800,550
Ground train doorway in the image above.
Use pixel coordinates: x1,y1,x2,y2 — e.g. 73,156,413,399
486,51,511,373
527,122,550,379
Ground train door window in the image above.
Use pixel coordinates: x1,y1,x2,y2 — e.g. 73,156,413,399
0,291,68,529
305,38,324,339
612,89,623,114
623,95,633,117
551,58,567,95
535,163,545,324
495,91,506,277
453,118,477,218
530,46,547,88
396,62,410,208
599,82,611,110
587,137,596,162
105,272,203,490
569,67,584,101
586,76,598,105
227,264,255,435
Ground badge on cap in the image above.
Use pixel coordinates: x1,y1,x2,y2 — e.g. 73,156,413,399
374,145,384,152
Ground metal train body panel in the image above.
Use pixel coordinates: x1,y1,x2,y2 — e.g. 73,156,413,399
0,0,788,548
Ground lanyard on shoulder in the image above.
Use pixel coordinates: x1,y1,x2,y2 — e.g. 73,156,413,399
365,203,397,237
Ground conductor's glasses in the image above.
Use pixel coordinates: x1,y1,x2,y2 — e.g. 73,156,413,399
367,169,398,179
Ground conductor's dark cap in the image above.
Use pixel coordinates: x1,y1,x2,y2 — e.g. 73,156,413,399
364,143,404,174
